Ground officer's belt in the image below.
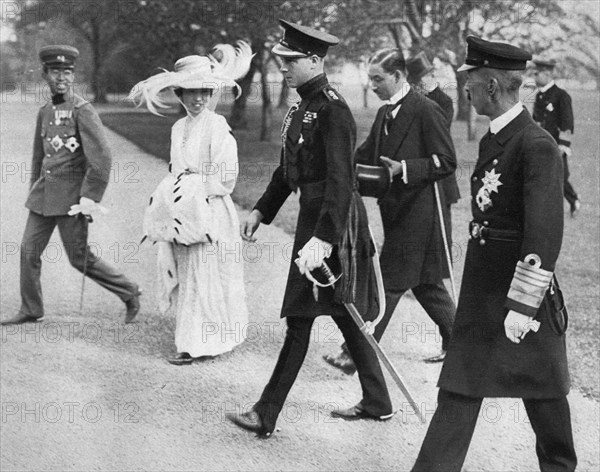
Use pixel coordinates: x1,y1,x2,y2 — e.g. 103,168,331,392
299,180,327,199
469,221,522,243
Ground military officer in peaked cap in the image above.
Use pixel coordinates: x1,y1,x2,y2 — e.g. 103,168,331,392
412,36,576,471
1,45,141,326
533,58,581,216
226,19,393,437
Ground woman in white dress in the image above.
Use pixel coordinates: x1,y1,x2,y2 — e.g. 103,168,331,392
129,43,252,364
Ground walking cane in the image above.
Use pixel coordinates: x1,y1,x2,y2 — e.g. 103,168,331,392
78,214,93,317
433,176,457,304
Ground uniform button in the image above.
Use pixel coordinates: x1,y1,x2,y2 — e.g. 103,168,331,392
46,170,51,174
472,176,478,182
479,239,486,246
49,122,53,125
46,154,51,157
492,159,498,165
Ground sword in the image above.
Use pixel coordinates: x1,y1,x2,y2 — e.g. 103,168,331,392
302,258,426,423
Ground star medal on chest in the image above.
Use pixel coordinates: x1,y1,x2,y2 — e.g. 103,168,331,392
50,135,64,152
64,136,80,153
545,103,554,112
475,168,503,212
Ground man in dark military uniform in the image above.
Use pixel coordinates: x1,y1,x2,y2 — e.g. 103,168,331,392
412,37,576,472
1,45,141,326
323,48,457,375
226,20,393,437
533,59,581,216
406,51,460,267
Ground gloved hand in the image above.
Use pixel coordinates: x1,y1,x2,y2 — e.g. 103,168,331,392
558,144,572,157
68,197,107,218
504,310,540,344
296,236,333,275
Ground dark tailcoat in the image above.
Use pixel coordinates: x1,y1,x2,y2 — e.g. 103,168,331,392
355,89,456,291
426,86,461,206
26,94,112,215
532,83,574,142
438,109,570,399
255,74,375,319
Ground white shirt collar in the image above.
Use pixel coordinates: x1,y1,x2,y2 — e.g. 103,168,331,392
387,86,410,118
539,80,555,93
489,102,524,135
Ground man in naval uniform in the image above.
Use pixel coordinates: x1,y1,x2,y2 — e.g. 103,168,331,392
533,59,581,216
1,45,141,326
226,20,393,437
412,36,577,472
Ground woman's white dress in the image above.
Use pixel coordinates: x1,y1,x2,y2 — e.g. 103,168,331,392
157,110,248,357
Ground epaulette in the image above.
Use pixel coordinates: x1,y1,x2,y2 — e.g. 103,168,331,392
323,87,340,101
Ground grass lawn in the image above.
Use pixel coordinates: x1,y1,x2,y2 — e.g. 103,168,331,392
99,87,599,400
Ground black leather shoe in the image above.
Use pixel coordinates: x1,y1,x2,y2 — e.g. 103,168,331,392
167,352,193,365
0,313,44,325
423,350,446,363
124,292,141,323
331,403,395,421
226,411,273,438
323,350,357,375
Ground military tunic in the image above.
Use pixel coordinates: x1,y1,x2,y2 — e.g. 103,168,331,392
532,83,574,143
26,94,111,215
438,108,570,399
255,73,368,319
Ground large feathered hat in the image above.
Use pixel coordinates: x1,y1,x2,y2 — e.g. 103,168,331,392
128,40,253,115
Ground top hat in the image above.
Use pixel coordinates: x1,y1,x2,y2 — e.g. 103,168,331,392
406,52,434,84
272,19,339,57
457,36,531,72
39,45,79,69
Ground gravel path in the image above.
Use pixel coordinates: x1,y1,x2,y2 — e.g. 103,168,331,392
1,100,598,471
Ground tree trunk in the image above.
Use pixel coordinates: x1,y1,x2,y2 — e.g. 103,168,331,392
229,60,258,130
260,51,273,141
278,77,290,108
91,22,107,103
455,71,469,121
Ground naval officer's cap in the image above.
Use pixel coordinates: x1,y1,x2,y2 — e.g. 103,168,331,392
272,19,339,58
39,45,79,69
458,36,531,72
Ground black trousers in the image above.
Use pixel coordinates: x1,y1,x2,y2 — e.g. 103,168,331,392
412,389,577,472
19,211,139,318
254,315,393,433
343,283,455,352
562,153,579,206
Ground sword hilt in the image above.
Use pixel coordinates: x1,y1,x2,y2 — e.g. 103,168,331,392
320,261,338,286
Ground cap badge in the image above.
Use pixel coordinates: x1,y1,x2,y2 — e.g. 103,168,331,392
57,55,66,62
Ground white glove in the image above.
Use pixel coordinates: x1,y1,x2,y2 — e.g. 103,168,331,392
68,197,108,218
296,236,333,275
558,144,572,157
504,310,540,344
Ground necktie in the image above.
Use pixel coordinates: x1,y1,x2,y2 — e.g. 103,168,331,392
382,97,406,135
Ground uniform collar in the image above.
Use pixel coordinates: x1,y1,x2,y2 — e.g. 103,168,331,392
297,73,329,99
539,80,555,93
489,102,524,135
